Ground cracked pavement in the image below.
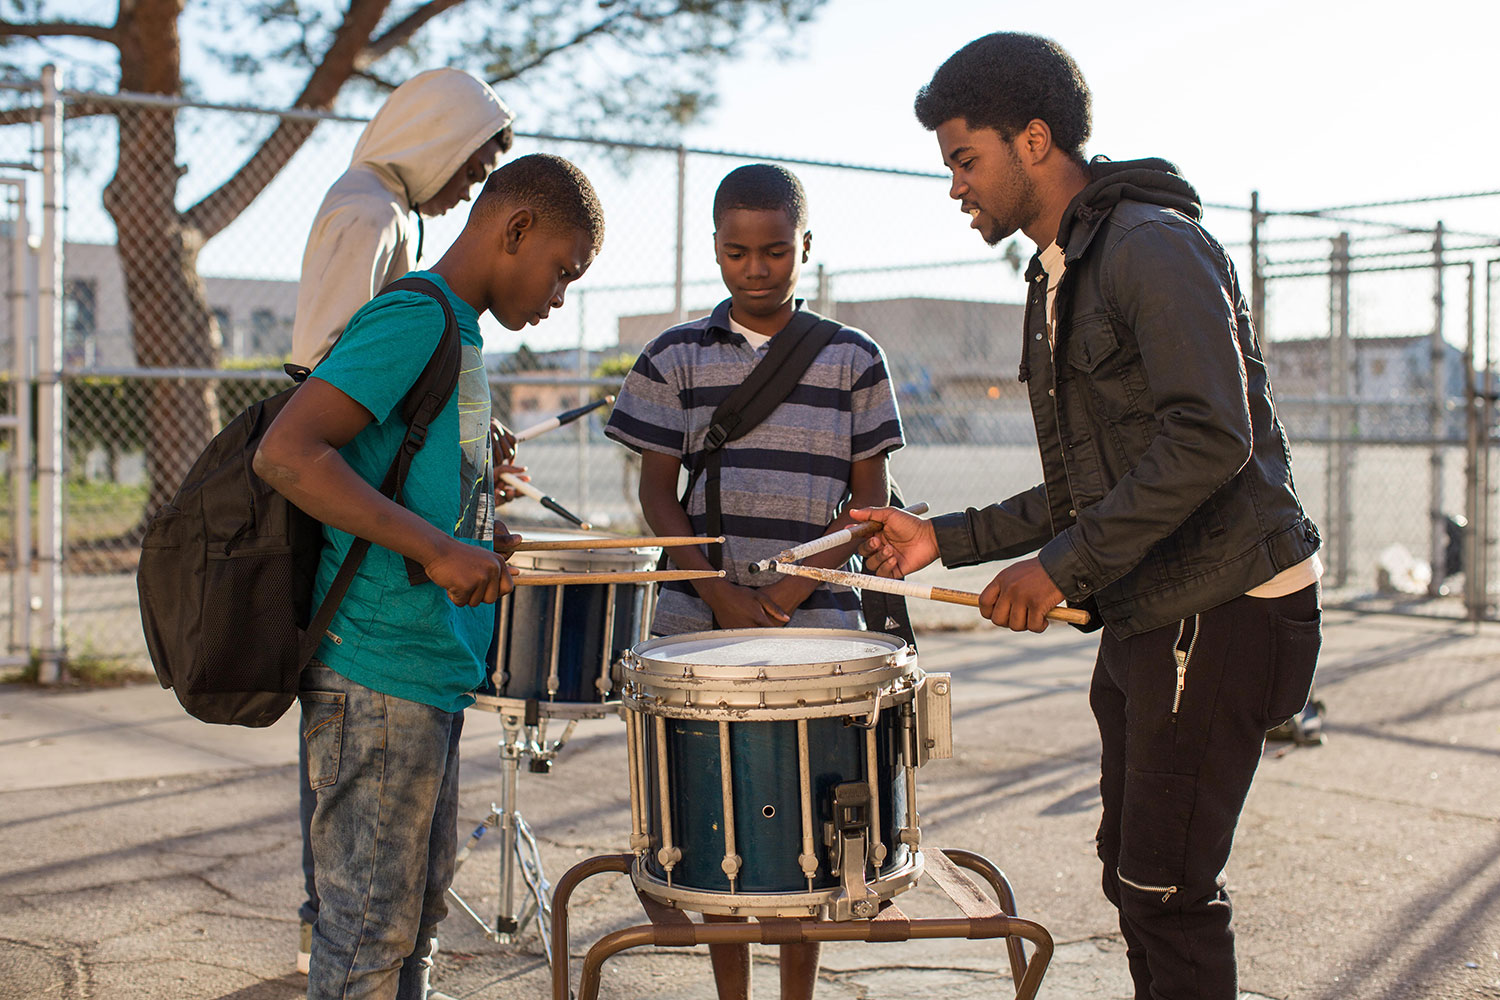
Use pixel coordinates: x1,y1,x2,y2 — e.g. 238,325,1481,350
2,609,1499,998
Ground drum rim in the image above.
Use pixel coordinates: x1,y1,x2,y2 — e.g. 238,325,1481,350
629,849,924,918
625,627,917,713
469,693,620,720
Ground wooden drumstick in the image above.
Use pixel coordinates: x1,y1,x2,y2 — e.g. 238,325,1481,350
509,569,725,586
500,472,593,530
509,535,724,552
748,502,930,573
763,561,1091,625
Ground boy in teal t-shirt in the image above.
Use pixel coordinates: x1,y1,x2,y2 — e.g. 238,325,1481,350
256,153,604,1000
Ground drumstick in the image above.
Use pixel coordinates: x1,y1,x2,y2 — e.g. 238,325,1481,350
763,561,1091,625
748,502,931,573
510,569,725,586
509,535,724,552
500,472,593,530
512,396,615,443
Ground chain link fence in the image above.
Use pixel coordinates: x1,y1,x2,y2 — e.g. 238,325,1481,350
0,76,1498,673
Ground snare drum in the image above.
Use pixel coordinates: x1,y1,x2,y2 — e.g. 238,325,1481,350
474,529,659,719
622,629,951,920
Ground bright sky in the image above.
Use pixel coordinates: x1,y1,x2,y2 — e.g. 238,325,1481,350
681,0,1500,234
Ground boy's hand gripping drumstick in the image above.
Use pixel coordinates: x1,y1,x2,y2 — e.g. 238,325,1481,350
748,502,930,574
763,560,1091,625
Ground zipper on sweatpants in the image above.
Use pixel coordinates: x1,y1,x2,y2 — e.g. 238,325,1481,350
1118,869,1179,903
1171,614,1200,715
325,629,343,645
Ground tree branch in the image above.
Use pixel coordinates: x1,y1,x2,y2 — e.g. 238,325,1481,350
0,97,116,127
361,0,469,65
487,8,631,84
183,0,394,241
0,19,120,45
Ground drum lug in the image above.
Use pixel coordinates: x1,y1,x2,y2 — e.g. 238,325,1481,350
826,782,879,921
629,832,651,851
657,845,682,873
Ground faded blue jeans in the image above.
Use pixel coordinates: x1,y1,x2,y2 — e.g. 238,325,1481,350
300,663,463,1000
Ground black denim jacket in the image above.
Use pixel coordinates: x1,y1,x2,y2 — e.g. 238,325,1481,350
932,157,1320,638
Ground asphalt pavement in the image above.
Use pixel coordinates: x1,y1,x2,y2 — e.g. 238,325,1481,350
2,608,1498,1000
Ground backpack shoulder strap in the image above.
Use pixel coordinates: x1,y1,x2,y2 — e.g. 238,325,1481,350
298,276,463,665
681,309,843,569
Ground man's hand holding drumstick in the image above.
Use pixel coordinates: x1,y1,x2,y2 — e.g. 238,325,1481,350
851,506,1067,634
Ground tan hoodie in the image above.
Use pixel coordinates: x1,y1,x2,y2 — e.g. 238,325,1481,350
290,68,515,367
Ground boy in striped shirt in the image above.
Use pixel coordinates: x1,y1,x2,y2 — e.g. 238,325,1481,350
604,163,903,999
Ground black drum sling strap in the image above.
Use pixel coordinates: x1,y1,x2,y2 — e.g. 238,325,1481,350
673,309,917,647
677,309,842,570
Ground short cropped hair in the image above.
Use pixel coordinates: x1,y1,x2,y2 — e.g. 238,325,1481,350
713,164,808,231
914,33,1092,162
478,153,605,251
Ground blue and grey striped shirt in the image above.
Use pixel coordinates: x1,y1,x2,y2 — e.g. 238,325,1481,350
605,298,904,636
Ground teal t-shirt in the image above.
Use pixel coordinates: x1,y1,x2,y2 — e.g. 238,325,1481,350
308,271,494,712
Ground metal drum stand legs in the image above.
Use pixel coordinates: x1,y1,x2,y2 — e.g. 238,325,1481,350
549,847,1054,1000
448,704,579,962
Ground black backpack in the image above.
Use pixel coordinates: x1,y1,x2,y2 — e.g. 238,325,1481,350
136,277,461,726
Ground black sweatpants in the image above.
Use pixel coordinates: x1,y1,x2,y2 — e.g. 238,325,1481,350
1090,584,1321,1000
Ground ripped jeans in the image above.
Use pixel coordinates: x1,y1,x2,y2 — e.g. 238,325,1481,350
300,663,463,1000
1090,584,1320,1000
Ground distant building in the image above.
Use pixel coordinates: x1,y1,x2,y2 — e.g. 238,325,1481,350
0,237,298,367
1264,334,1469,439
617,297,1032,443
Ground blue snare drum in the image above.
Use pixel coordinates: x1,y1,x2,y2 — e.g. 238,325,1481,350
622,629,944,919
474,530,658,719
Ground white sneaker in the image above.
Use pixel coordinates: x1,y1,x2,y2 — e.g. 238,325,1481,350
296,921,312,975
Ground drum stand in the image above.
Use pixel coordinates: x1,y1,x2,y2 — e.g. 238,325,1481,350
448,704,578,963
549,847,1053,1000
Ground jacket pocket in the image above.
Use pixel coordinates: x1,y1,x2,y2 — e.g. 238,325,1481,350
300,691,345,790
1264,609,1321,727
1064,315,1147,422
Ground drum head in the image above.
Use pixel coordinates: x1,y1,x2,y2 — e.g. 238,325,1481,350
626,628,914,714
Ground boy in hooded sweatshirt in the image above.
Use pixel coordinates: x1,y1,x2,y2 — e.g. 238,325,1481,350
290,67,516,369
856,33,1323,1000
286,66,516,976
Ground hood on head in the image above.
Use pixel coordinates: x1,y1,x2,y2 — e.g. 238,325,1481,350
350,67,516,208
1058,156,1201,248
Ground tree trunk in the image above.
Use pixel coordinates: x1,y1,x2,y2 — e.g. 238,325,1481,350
103,102,219,522
98,0,216,523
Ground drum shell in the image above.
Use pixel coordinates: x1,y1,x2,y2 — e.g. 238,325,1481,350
640,711,911,893
477,531,658,712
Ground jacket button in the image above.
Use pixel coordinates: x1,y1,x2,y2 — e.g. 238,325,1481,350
1077,580,1090,591
1035,333,1043,341
1048,388,1055,396
1068,509,1076,517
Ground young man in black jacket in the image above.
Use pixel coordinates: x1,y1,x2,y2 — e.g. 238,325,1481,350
855,32,1322,1000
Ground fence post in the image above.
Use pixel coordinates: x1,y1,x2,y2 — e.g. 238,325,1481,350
1462,263,1482,619
1484,260,1498,616
3,179,31,658
1428,223,1447,597
576,289,589,516
673,146,687,326
36,64,65,683
1327,232,1351,588
1250,190,1265,342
